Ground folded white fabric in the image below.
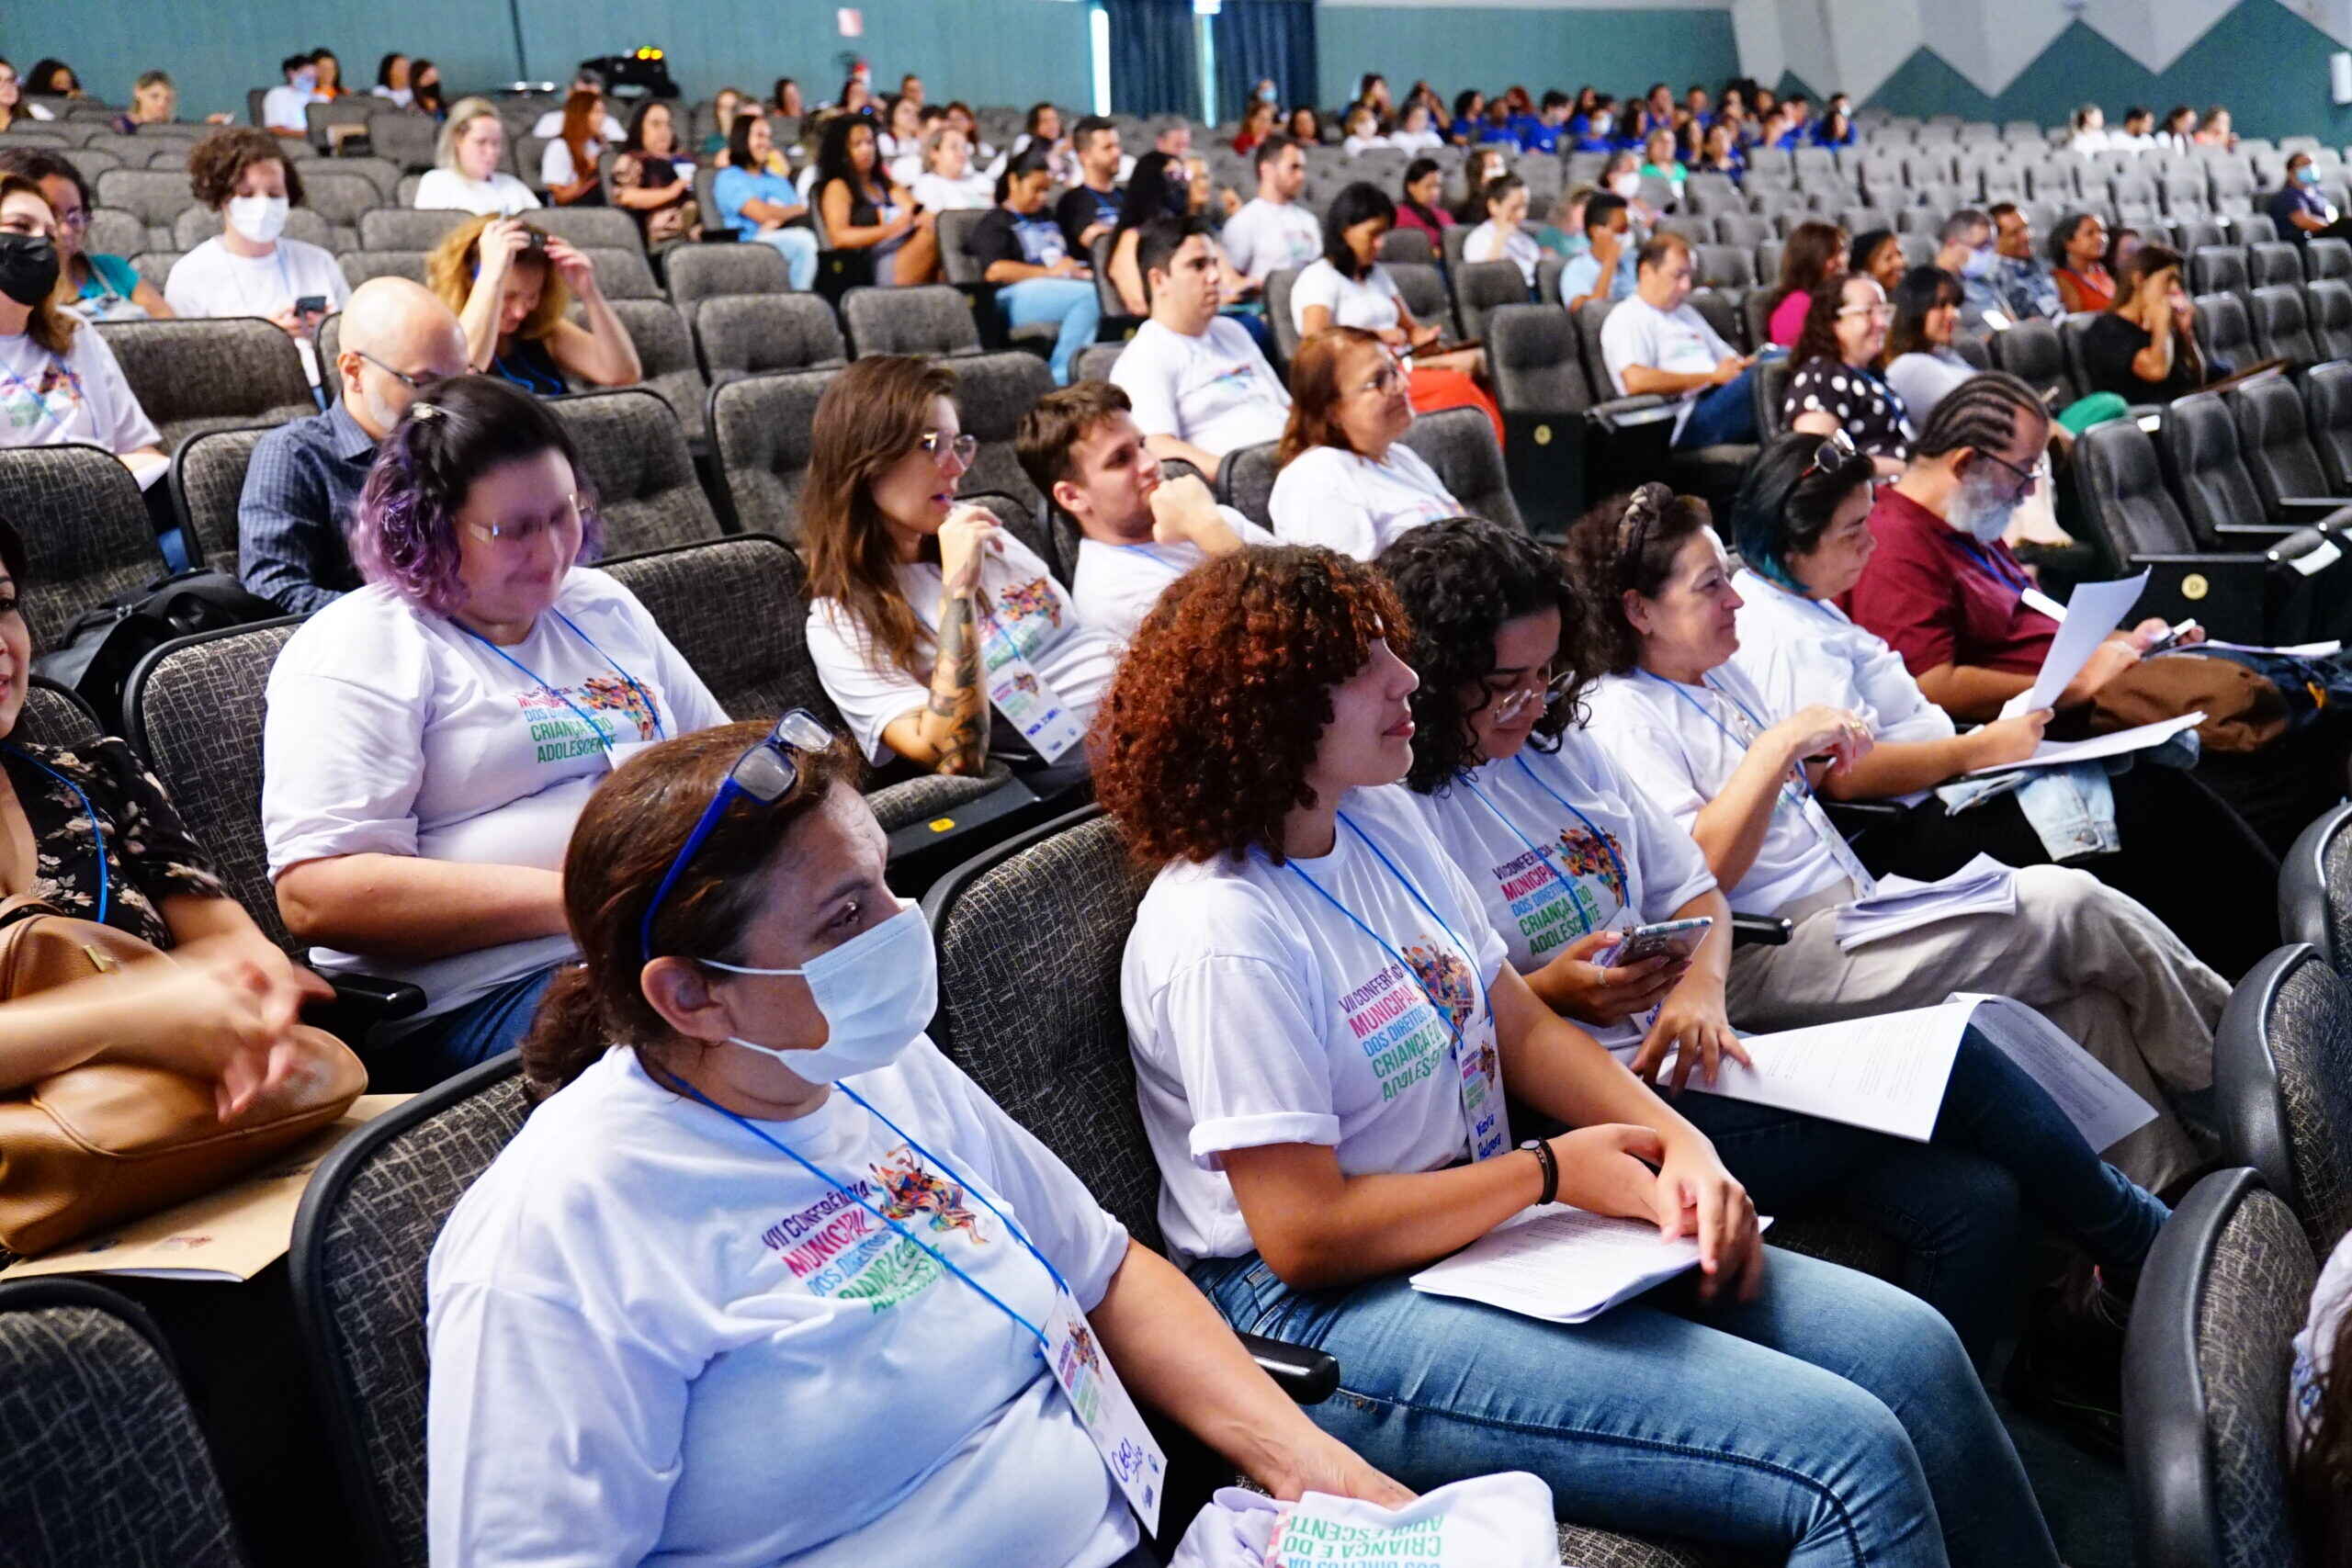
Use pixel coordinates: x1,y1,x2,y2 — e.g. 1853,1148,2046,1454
1169,1472,1561,1567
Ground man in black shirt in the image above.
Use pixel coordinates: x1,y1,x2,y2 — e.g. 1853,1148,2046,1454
1055,116,1125,258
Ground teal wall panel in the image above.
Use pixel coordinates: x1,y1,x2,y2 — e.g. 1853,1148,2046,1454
1867,1,2352,145
1315,7,1739,110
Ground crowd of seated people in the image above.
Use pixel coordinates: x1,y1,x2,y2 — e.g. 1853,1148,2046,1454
17,47,2352,1568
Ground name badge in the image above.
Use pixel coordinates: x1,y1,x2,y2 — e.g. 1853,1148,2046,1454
1798,793,1880,898
1042,1288,1168,1534
1454,1019,1508,1164
981,618,1087,762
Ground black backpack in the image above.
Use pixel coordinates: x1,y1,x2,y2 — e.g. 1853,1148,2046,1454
34,570,281,733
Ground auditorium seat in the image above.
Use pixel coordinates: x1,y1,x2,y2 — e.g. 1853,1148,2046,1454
2248,241,2305,290
574,245,660,299
529,206,643,254
355,208,468,253
664,241,793,316
690,293,848,382
599,298,709,443
0,445,169,649
2245,285,2319,367
1386,261,1457,339
542,386,724,554
2214,944,2352,1258
950,351,1056,512
1215,441,1280,527
1375,227,1435,267
167,424,274,572
1075,343,1123,384
1262,268,1303,367
2188,245,2249,298
2164,389,2352,546
93,317,316,449
93,166,199,249
709,367,834,538
2303,359,2352,486
2122,1168,2312,1568
0,1279,250,1568
2304,236,2352,285
1449,258,1530,344
840,283,984,359
2192,294,2264,389
335,249,428,288
2282,802,2352,976
2232,376,2346,516
82,207,145,261
1399,405,1525,532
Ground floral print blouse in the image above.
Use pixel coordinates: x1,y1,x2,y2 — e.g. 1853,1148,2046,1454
2,739,230,950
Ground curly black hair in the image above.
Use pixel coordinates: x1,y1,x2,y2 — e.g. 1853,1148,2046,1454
1376,516,1590,794
1560,482,1716,675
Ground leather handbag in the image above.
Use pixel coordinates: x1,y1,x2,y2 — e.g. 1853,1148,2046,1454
0,898,367,1257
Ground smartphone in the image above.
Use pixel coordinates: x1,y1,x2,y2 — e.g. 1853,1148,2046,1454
2144,617,2200,656
1605,917,1714,966
294,295,327,319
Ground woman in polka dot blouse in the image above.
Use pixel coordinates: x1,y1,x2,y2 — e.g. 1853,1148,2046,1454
1782,273,1915,476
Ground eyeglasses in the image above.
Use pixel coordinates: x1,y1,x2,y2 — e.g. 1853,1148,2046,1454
354,349,440,392
51,209,87,234
1354,358,1407,397
1488,665,1569,723
1837,300,1894,321
460,492,583,547
1803,426,1860,478
1973,446,2042,500
638,708,835,962
919,430,979,467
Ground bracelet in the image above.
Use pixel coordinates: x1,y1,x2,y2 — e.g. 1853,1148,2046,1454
1520,1138,1559,1209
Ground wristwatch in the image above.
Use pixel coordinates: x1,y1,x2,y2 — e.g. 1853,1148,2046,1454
1519,1137,1559,1208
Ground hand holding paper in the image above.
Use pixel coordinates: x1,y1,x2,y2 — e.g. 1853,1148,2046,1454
2002,570,2153,717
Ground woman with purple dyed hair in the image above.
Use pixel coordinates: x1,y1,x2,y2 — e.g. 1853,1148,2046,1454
259,375,731,1088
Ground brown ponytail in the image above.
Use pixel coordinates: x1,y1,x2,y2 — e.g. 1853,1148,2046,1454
519,720,863,1101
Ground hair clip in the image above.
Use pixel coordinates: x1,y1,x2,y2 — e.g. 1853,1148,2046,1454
410,401,443,422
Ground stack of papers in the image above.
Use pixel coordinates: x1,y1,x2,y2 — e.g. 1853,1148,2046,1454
1833,852,2017,951
1408,1205,1771,1324
1958,711,2207,778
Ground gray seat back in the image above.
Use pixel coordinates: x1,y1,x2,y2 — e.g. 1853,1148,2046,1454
168,423,275,572
710,367,835,538
94,317,316,449
545,386,723,555
0,445,169,649
692,293,848,380
840,284,983,358
2215,944,2352,1258
1399,406,1523,531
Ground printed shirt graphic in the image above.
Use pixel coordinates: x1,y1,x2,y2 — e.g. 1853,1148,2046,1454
426,1040,1136,1568
1125,784,1510,1266
0,327,158,456
1417,737,1715,1058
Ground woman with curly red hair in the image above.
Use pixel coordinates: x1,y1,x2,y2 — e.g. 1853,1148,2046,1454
802,355,1121,778
1092,543,2063,1562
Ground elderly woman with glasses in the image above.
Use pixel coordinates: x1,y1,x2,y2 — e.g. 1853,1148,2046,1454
1375,513,2176,1378
262,375,731,1089
801,355,1122,779
1782,273,1911,476
1267,327,1464,561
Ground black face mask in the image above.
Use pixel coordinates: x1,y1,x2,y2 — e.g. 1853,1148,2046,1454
0,233,59,309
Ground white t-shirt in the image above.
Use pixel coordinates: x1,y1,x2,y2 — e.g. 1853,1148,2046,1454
1389,129,1443,152
2291,1226,2352,1454
1341,134,1394,156
910,170,995,211
1220,197,1323,279
1582,666,1856,917
806,530,1123,766
163,236,349,384
1729,570,1956,745
1269,443,1461,560
533,108,625,142
430,1039,1134,1568
1415,734,1716,1056
262,570,729,1022
0,326,163,482
1289,257,1402,335
1464,221,1540,288
1069,508,1273,644
539,137,605,189
1124,784,1509,1267
413,167,543,216
1109,318,1291,458
372,85,413,107
1599,295,1736,438
262,84,322,135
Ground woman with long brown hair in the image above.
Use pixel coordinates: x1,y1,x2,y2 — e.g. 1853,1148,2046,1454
427,717,1404,1564
800,356,1119,777
1766,220,1846,347
425,213,639,394
541,87,609,207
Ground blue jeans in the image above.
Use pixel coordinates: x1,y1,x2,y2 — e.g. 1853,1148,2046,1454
745,226,820,291
376,966,558,1090
1674,365,1760,447
1193,1245,2056,1568
1000,276,1101,385
1672,1025,2168,1362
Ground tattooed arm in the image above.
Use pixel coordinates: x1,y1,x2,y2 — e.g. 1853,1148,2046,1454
880,505,999,775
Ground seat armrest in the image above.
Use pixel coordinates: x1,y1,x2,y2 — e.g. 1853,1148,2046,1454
2274,500,2352,532
1586,394,1677,431
1236,1332,1340,1404
1729,913,1792,946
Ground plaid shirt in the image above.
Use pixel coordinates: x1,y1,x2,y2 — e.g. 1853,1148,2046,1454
238,401,375,615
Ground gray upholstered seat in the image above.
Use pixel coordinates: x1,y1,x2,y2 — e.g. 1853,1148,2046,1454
575,245,661,299
2188,245,2250,298
123,619,305,952
1399,405,1524,531
83,206,146,261
2305,237,2352,284
1386,260,1453,338
1375,227,1434,267
167,424,275,573
2163,390,2288,545
1985,317,2079,407
92,318,316,450
2308,281,2352,366
14,678,103,750
531,205,643,253
935,208,990,288
664,242,793,313
2234,376,2343,515
2246,285,2319,366
2283,802,2352,976
2215,944,2352,1258
0,1279,248,1568
2195,293,2264,385
1450,258,1531,344
2249,241,2306,291
356,208,469,252
710,367,835,538
840,284,983,359
1215,440,1281,527
334,249,429,289
1262,267,1303,367
2122,1168,2313,1568
597,298,709,443
951,351,1056,512
292,170,380,234
543,387,722,555
0,445,169,649
1075,342,1124,385
1488,303,1590,416
92,166,199,234
2307,360,2352,489
691,292,848,381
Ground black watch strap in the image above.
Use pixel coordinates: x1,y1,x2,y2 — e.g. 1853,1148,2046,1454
1519,1137,1559,1208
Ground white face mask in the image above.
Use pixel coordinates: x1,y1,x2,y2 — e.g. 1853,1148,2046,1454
227,195,289,244
700,901,937,1085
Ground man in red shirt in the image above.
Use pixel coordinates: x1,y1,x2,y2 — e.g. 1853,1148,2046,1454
1842,371,2170,721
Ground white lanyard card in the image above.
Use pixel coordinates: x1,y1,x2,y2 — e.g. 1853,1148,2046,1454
1043,1288,1169,1535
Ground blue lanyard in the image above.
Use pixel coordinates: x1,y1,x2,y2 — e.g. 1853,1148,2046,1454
659,1071,1061,1349
459,608,666,751
0,355,83,412
1114,543,1193,578
1283,809,1487,1067
1637,668,1815,811
1958,536,2030,593
1455,759,1632,934
3,745,107,925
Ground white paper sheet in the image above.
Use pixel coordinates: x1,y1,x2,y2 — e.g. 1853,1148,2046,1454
1832,852,2018,951
2002,570,2152,718
1945,993,2158,1152
2198,638,2343,657
1684,1000,1975,1142
1958,711,2208,778
1408,1206,1772,1324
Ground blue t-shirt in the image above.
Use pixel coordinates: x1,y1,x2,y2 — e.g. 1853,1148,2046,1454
1515,117,1559,154
72,252,148,321
712,166,800,240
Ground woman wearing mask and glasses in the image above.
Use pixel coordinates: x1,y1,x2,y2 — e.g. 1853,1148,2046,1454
801,356,1122,779
165,128,349,383
425,716,1407,1567
262,376,730,1089
0,147,173,321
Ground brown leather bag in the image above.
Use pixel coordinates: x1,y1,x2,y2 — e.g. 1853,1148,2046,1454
2088,654,2291,754
0,899,367,1256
